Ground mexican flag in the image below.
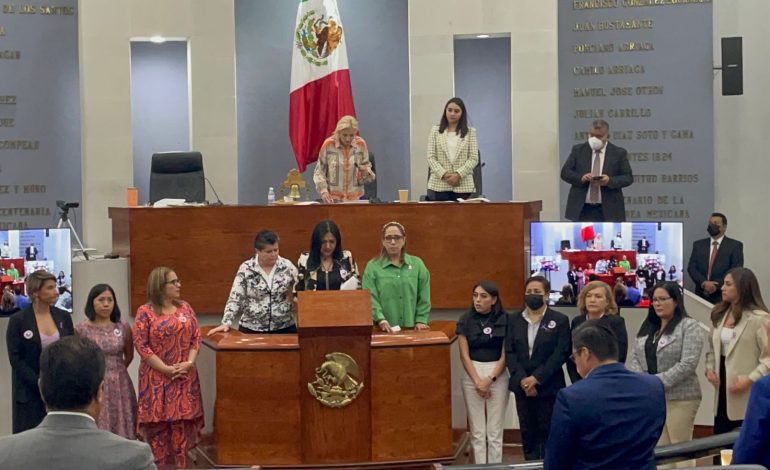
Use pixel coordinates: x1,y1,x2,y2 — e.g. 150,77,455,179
289,0,356,172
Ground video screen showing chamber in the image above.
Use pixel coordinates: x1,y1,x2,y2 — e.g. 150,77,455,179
530,222,683,307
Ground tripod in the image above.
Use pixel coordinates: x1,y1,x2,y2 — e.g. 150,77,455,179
57,207,94,260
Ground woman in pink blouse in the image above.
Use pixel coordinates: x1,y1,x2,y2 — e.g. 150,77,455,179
75,283,137,438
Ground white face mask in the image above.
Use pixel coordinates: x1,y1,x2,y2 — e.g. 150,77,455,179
588,136,605,151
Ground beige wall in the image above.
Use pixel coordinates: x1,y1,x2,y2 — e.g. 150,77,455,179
78,0,237,252
408,0,560,219
713,0,770,289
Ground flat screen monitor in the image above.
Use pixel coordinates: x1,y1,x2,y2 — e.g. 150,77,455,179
529,221,684,307
0,228,73,313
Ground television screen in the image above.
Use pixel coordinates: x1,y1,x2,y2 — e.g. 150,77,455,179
0,228,73,313
530,222,684,307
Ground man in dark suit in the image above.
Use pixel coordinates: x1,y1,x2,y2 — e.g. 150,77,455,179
544,320,665,470
637,236,650,253
25,242,38,261
687,212,744,304
0,336,156,470
561,120,633,222
506,276,571,461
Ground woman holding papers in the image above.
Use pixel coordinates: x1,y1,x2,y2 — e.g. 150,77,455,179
313,115,375,203
296,220,359,291
362,221,431,332
427,97,479,201
456,280,509,464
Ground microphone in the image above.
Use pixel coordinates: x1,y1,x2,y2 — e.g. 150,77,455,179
204,177,224,206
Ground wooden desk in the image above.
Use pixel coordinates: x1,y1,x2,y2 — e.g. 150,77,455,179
197,320,457,467
109,202,541,314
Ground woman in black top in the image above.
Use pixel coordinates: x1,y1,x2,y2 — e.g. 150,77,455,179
295,220,359,292
506,275,570,461
6,270,74,433
456,280,508,464
567,280,628,384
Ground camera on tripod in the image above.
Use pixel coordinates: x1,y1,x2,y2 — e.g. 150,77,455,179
56,200,79,211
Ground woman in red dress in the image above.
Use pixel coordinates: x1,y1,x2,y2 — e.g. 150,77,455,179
133,267,203,469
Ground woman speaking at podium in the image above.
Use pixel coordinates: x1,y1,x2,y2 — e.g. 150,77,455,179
362,222,431,333
313,115,375,203
296,220,359,292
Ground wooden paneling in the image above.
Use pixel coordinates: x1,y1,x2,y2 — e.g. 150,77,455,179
213,350,302,465
370,344,454,461
297,290,372,328
109,202,541,314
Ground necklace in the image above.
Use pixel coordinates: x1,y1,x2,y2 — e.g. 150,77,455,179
478,313,493,336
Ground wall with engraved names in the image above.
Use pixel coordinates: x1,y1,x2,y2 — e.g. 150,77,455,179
559,0,713,286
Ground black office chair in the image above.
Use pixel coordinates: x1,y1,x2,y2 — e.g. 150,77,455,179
422,150,483,201
364,152,377,201
149,151,206,204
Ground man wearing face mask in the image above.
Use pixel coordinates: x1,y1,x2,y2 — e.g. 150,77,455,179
687,212,744,304
561,120,633,222
506,276,571,460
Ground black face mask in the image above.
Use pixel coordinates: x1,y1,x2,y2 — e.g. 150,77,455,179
707,224,721,237
524,294,545,310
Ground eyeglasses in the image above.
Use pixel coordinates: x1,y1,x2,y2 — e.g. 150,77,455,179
651,296,672,304
569,347,586,363
384,235,404,242
165,279,181,286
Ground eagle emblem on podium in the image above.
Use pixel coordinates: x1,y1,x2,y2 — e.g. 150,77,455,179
308,352,363,408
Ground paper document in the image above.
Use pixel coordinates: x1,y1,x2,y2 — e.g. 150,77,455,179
340,276,359,290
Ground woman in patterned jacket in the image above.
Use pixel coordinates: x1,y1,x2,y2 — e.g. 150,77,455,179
426,97,479,201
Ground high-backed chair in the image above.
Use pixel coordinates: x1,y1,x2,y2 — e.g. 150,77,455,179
364,152,377,200
149,151,205,204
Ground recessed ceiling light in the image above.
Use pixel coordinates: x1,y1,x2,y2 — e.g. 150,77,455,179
150,36,166,44
476,34,490,39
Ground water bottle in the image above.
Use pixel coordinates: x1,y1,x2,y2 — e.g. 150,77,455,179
267,187,275,205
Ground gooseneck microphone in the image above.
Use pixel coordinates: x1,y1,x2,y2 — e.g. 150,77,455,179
204,177,224,206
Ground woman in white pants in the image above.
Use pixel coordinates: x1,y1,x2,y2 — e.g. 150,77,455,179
456,280,509,464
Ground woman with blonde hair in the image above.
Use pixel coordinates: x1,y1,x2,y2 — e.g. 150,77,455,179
705,267,770,437
362,222,431,332
313,115,375,203
567,280,628,383
133,267,203,469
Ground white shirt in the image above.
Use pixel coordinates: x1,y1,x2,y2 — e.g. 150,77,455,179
446,132,460,164
720,326,734,355
47,411,96,423
584,144,606,204
522,309,544,358
0,244,10,257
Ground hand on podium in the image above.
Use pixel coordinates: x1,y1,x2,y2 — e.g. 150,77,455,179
378,320,393,333
415,322,430,331
207,324,230,336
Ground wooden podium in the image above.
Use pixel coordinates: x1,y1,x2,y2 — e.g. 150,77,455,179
196,293,456,468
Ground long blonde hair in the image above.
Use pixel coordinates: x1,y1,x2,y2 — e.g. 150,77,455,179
146,266,180,313
577,280,619,316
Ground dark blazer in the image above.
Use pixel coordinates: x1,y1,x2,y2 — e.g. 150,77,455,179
6,305,74,433
25,245,38,261
733,374,770,468
637,239,650,253
687,236,744,303
506,308,571,398
567,314,628,384
0,414,156,469
544,363,665,470
561,141,633,222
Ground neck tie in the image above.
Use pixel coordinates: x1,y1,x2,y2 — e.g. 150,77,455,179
589,150,601,203
707,240,719,280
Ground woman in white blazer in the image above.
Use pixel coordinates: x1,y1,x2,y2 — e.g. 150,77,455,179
705,267,770,435
427,97,479,201
628,281,705,457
